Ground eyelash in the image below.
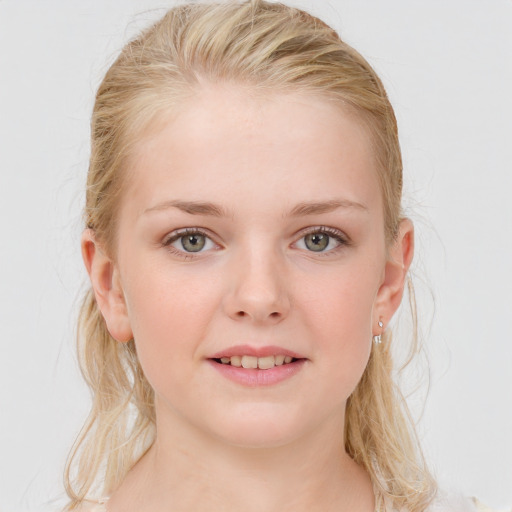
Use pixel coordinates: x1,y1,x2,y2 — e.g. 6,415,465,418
162,226,350,258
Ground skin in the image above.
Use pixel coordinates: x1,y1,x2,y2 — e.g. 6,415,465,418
83,84,413,512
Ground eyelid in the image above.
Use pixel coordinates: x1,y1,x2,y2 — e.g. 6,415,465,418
163,227,211,244
297,225,349,240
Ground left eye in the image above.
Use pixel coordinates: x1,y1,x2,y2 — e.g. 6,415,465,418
295,230,345,253
168,231,216,253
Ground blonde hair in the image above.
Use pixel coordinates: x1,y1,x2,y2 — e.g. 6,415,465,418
65,1,437,510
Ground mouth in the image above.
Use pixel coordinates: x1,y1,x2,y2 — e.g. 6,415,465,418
207,346,307,386
211,354,299,370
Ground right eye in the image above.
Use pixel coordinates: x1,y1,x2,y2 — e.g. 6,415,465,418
164,229,217,254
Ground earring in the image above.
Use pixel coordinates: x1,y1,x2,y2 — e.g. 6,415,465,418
373,320,384,344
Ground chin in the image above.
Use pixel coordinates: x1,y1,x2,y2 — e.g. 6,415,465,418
204,403,319,449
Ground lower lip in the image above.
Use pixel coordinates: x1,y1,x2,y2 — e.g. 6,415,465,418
207,359,306,387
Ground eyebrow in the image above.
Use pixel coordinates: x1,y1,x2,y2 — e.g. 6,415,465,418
143,198,368,218
289,199,369,216
144,200,228,217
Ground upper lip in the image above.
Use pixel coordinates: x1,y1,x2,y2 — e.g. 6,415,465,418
209,345,305,359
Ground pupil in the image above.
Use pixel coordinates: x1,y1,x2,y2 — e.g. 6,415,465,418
305,233,328,251
181,234,205,252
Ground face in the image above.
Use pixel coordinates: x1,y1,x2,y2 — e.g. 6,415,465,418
86,85,411,449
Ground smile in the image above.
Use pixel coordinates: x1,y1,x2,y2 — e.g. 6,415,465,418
213,355,296,369
207,346,306,387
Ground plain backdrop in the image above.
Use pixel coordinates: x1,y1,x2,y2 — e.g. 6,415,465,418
1,1,511,510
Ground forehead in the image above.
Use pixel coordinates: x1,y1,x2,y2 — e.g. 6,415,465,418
124,84,381,217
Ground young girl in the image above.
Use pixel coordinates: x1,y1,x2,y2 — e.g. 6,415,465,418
65,2,493,511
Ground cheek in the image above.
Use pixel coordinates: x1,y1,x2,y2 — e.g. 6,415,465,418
300,260,379,335
121,264,221,383
296,262,379,388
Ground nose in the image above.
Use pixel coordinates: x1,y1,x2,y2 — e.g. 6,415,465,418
223,244,291,325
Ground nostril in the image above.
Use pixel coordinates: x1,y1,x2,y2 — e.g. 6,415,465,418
234,310,281,320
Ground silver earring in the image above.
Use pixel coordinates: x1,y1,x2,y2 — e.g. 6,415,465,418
373,320,384,344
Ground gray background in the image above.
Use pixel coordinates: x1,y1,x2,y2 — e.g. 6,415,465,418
1,1,511,510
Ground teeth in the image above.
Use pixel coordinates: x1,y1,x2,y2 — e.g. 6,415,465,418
258,355,275,369
275,355,285,366
241,355,258,369
218,355,295,369
230,355,242,367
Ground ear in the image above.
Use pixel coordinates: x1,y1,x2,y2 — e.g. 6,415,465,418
81,229,133,343
373,219,414,330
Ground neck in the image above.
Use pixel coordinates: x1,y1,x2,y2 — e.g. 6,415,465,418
107,404,374,512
